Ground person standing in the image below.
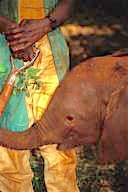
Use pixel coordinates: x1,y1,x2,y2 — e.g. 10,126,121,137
0,0,79,192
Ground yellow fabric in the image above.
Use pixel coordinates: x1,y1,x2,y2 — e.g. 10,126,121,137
0,147,33,192
40,145,79,192
25,35,60,126
19,0,45,20
0,1,79,192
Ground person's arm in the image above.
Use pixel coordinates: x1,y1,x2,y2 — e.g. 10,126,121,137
48,0,73,29
0,16,17,33
6,0,74,54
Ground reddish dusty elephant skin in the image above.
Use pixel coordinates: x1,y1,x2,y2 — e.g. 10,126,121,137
1,52,128,164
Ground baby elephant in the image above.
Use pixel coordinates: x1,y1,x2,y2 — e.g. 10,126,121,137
0,51,128,164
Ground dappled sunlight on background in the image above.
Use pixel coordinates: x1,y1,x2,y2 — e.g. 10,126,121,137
62,22,128,68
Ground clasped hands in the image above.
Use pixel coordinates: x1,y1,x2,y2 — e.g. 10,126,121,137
0,16,51,61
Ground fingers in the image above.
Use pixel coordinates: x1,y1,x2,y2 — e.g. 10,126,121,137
7,21,37,36
6,30,37,53
5,19,44,54
6,27,24,37
9,37,28,46
13,50,33,62
8,22,18,30
19,19,28,26
8,33,39,52
10,42,31,52
0,17,18,33
6,32,23,41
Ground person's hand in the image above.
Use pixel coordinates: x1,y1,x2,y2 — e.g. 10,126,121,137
0,17,36,62
0,16,30,62
6,18,51,53
12,47,35,62
0,16,18,33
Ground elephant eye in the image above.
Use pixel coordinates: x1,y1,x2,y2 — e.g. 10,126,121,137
66,115,74,121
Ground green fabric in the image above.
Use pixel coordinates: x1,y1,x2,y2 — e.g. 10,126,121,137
0,0,18,22
0,37,29,131
47,29,69,81
44,0,58,12
44,0,69,81
0,1,29,131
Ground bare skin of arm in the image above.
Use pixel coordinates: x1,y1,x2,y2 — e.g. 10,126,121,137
0,16,18,33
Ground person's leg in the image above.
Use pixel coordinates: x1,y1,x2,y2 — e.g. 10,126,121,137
0,146,33,192
34,36,79,192
29,34,79,192
40,145,79,192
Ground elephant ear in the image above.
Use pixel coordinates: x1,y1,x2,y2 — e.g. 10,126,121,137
97,85,128,164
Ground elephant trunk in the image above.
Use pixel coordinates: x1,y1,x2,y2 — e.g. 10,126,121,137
0,124,47,150
0,110,63,150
